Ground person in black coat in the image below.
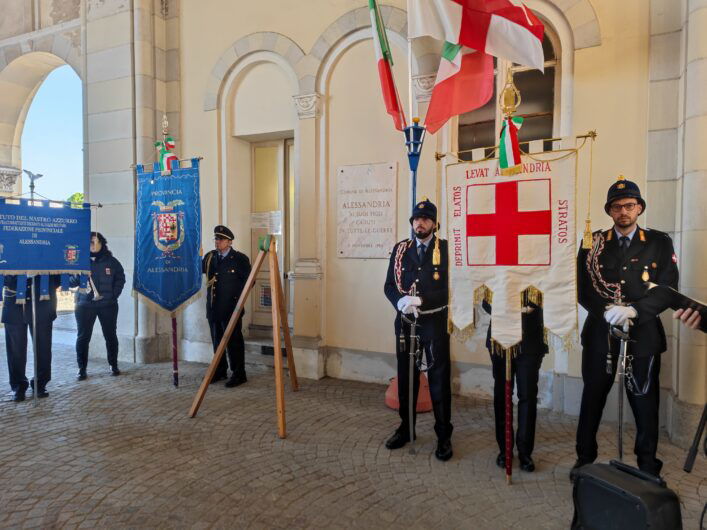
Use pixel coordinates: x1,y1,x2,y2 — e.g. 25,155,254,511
573,177,679,479
383,199,453,461
2,274,61,401
202,225,251,387
73,232,126,380
482,295,547,472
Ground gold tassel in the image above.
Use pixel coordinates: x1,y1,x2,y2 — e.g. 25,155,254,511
582,218,593,250
432,226,441,266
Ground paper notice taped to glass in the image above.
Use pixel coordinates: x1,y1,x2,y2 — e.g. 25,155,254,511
251,211,282,235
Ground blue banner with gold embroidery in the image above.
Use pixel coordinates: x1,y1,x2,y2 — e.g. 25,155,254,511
133,159,202,313
0,198,91,274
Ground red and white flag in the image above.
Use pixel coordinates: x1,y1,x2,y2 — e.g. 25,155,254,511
446,144,577,348
369,0,406,131
408,0,544,134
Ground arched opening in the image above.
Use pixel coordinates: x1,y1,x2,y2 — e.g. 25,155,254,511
0,54,84,324
221,56,298,341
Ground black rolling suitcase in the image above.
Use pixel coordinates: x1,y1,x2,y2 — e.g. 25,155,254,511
572,460,682,529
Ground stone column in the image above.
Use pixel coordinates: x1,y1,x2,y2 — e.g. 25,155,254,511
645,0,684,428
290,93,325,378
672,0,707,444
84,0,167,363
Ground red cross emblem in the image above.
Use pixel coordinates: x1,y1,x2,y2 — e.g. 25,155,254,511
466,180,552,266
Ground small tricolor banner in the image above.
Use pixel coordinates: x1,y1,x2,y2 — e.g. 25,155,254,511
499,116,524,175
446,142,578,348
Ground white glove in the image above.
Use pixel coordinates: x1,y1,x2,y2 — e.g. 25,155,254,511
604,305,637,326
521,306,536,314
397,295,422,313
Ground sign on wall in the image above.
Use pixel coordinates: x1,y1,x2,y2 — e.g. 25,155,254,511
336,162,397,259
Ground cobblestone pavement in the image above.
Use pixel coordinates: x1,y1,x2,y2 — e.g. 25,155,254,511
0,337,705,529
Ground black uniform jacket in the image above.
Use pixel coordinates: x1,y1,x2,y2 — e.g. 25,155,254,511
1,275,62,325
384,236,449,339
482,300,548,356
72,248,126,307
202,248,251,322
577,226,679,357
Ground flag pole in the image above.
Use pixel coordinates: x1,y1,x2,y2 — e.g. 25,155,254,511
162,114,179,388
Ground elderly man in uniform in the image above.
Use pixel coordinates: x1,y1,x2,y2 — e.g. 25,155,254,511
2,274,61,401
573,177,679,478
383,199,453,461
202,225,251,387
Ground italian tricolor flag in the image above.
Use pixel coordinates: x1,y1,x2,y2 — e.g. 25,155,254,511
426,44,493,134
369,0,406,131
499,116,524,174
408,0,544,133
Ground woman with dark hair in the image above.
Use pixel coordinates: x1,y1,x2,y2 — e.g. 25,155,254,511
73,232,125,379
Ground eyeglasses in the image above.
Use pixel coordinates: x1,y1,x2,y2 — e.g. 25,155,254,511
609,202,638,213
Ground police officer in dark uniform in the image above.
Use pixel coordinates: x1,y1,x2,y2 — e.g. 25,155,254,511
202,225,251,387
483,294,547,472
383,199,453,461
573,177,678,478
73,232,126,380
2,274,61,401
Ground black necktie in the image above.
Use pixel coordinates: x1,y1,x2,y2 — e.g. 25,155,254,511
620,236,630,256
418,244,426,262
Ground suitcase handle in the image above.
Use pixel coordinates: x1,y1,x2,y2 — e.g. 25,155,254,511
609,460,665,487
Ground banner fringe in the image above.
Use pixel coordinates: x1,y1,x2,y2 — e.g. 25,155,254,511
132,289,203,317
500,165,523,176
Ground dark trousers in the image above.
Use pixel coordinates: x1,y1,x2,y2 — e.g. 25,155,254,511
5,319,53,392
209,316,245,379
576,350,662,476
75,303,119,370
491,351,543,457
396,326,453,441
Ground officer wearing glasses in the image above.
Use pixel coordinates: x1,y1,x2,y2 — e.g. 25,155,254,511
572,177,679,479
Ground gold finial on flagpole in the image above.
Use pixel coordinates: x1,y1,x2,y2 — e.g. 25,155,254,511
162,114,169,141
500,65,521,116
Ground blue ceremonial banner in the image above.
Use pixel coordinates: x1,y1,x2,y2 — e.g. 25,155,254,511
134,159,202,313
0,198,91,275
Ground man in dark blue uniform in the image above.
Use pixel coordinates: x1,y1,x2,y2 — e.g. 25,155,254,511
573,177,679,478
483,295,547,472
74,232,126,379
202,225,251,388
2,274,61,401
384,199,453,461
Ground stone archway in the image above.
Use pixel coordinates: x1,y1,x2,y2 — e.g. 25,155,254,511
0,43,81,185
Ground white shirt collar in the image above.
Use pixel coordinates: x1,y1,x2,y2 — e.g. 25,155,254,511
614,226,637,242
219,248,231,258
416,233,433,247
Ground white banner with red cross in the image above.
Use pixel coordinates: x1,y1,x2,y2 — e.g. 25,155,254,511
446,149,578,348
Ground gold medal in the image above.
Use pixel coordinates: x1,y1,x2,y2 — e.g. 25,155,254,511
433,272,440,280
641,266,650,282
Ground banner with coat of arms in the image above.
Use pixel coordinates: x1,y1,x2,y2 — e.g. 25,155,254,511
0,198,91,296
446,145,578,349
134,159,202,313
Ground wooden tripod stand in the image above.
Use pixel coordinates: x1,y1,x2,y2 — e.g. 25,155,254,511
188,236,298,439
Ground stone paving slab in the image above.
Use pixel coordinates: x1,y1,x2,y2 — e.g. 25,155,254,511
0,338,705,529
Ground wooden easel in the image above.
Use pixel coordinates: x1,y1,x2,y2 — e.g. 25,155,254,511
188,236,298,439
